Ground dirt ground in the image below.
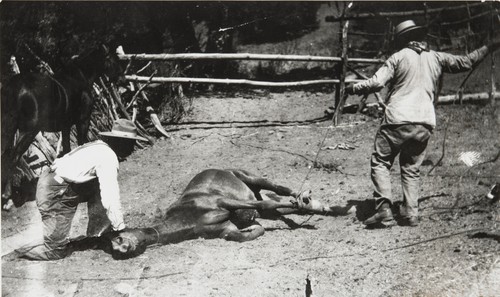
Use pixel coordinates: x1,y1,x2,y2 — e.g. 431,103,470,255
2,3,500,296
2,88,500,296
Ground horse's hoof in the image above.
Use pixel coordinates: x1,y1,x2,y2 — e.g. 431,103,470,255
299,190,312,199
2,199,14,211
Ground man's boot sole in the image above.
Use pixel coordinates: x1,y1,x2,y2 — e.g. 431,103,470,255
363,217,396,227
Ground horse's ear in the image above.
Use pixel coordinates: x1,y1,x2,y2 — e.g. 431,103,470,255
101,44,109,55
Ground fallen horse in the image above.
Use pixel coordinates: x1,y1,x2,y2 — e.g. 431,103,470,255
105,169,334,259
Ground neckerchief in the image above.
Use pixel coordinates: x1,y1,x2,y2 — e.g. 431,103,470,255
407,41,429,54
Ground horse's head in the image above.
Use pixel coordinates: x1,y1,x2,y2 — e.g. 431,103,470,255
109,229,147,259
75,44,125,85
297,190,334,214
100,44,126,84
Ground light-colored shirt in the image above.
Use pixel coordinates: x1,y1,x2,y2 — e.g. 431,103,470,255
352,45,489,128
51,140,125,231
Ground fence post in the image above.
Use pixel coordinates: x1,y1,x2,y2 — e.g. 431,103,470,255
490,3,497,106
333,19,350,125
436,23,445,106
465,2,472,53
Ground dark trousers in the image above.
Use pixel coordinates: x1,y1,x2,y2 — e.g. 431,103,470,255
21,169,110,260
371,124,432,217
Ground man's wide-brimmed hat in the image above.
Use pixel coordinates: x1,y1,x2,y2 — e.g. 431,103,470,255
394,20,427,43
99,119,148,141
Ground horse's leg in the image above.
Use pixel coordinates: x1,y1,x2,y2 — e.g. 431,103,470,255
225,170,332,217
1,131,17,202
1,102,19,207
1,147,16,210
2,130,39,210
195,210,265,242
76,91,93,146
228,169,299,197
204,221,265,242
217,197,298,211
60,127,71,156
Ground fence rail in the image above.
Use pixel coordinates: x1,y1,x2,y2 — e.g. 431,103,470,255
125,75,363,87
118,53,384,64
325,2,488,22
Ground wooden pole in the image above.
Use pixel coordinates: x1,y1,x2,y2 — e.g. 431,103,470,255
347,65,385,109
333,19,350,125
120,47,166,141
438,92,500,103
110,83,132,120
490,3,497,106
8,56,20,74
325,2,487,22
126,71,157,109
465,2,472,53
99,78,120,120
119,53,384,65
126,75,363,87
137,83,171,138
94,84,117,122
108,83,154,145
436,23,445,106
440,10,491,27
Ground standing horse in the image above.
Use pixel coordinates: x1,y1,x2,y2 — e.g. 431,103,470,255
1,44,124,209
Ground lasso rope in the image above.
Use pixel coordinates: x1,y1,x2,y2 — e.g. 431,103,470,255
427,41,498,176
296,2,353,226
297,122,334,226
152,227,161,245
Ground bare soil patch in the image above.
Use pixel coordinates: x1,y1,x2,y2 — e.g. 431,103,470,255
2,89,499,296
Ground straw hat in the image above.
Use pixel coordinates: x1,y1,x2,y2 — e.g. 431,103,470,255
99,119,147,141
394,20,427,43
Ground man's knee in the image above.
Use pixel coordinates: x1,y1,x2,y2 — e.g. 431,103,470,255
20,243,70,261
371,153,392,169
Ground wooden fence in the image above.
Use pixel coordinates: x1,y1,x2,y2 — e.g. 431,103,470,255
118,49,383,125
117,1,498,125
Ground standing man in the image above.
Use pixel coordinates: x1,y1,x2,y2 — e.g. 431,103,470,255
20,119,147,260
346,20,499,227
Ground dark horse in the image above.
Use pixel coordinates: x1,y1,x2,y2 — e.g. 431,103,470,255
1,44,124,210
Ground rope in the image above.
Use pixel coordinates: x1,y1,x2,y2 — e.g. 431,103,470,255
152,227,161,245
427,35,497,176
296,2,354,226
297,124,333,226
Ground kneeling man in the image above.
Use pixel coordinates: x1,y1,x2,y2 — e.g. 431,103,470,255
20,119,146,260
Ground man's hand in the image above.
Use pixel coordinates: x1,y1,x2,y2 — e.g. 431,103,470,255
345,84,355,95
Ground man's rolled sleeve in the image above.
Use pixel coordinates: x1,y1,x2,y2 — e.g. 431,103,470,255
95,165,126,231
